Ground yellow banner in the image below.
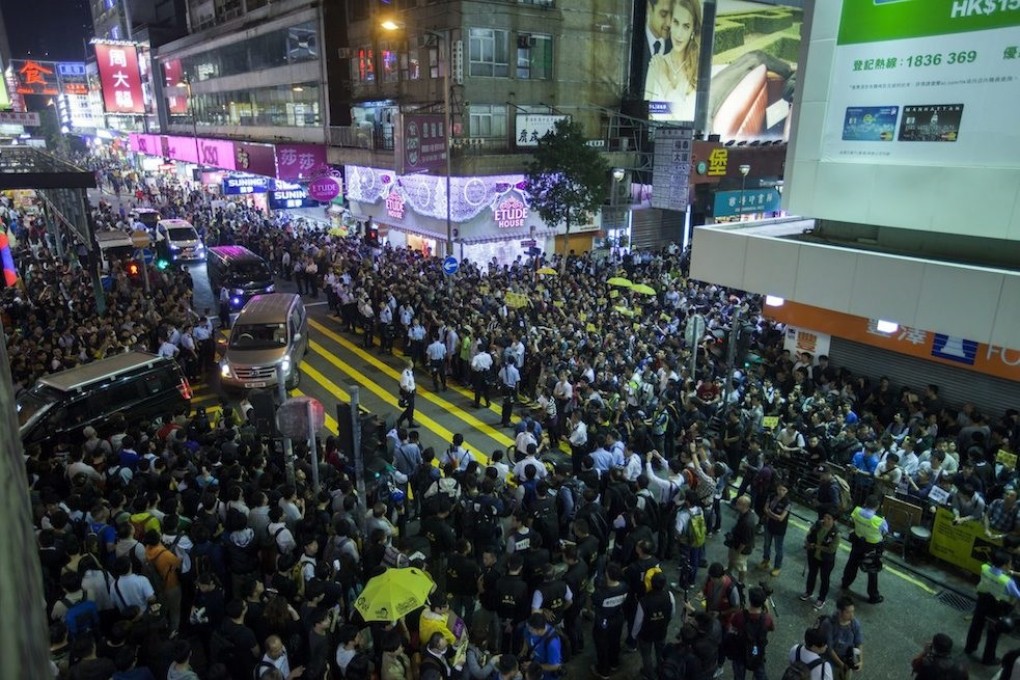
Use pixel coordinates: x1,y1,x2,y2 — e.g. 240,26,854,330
929,507,1001,576
997,449,1018,470
762,416,780,430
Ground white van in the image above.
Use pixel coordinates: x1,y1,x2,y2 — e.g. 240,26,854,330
155,218,205,263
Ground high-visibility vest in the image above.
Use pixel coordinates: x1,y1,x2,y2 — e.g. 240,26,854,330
850,507,884,544
977,564,1014,602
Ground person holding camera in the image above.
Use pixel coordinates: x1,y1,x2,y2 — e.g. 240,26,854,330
726,495,757,585
964,550,1020,666
820,596,862,679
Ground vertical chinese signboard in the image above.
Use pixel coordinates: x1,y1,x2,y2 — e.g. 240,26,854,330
394,113,447,176
94,42,145,114
651,127,693,211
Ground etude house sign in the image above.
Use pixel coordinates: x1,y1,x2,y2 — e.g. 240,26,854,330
493,195,528,229
386,191,406,219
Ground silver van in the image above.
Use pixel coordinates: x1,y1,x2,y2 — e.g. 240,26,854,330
220,293,307,390
155,218,205,262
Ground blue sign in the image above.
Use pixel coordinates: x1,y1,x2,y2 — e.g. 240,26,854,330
222,176,270,195
713,188,782,218
931,334,978,365
269,188,316,210
442,256,459,276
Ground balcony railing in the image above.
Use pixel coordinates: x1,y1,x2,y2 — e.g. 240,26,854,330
328,126,394,151
452,137,512,156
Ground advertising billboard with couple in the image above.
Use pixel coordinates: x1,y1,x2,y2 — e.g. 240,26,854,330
632,0,802,140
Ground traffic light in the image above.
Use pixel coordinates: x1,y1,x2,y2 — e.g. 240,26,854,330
127,261,141,276
364,225,379,247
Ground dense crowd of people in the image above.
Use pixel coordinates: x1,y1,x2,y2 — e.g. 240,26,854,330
4,173,1019,680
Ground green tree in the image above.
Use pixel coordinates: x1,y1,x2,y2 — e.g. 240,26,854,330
526,119,609,269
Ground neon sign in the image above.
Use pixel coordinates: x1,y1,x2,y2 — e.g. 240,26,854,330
493,195,529,229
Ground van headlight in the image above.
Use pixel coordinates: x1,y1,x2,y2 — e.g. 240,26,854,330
220,363,232,378
232,288,245,296
280,357,291,374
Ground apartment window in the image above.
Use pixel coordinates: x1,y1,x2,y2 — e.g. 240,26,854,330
381,45,399,83
469,28,509,78
351,47,375,82
516,34,552,80
468,104,507,138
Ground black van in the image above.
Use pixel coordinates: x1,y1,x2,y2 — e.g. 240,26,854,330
17,352,192,446
206,245,276,311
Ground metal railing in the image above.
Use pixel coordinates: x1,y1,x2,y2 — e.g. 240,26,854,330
328,126,394,151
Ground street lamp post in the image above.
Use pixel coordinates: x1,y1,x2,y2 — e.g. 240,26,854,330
179,77,199,167
739,163,751,220
610,168,624,256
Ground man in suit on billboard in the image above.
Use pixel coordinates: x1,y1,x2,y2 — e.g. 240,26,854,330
642,0,673,92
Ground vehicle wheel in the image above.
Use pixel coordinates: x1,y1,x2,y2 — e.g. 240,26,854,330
286,367,302,390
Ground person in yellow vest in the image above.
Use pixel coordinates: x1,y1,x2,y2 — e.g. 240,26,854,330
964,550,1020,666
839,495,888,604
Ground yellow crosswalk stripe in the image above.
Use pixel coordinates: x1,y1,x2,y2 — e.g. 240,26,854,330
306,339,491,465
308,319,514,448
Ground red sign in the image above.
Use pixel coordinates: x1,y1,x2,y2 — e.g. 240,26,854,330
162,59,188,115
95,42,145,114
386,192,406,219
493,195,529,229
11,60,59,96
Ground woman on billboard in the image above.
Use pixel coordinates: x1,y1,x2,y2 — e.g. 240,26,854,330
644,0,701,121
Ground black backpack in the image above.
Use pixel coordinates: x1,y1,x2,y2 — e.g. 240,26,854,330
738,611,768,671
638,490,662,531
781,644,825,680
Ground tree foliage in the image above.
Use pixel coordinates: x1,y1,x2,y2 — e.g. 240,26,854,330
526,119,610,240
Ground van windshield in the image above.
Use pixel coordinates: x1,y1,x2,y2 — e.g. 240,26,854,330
230,323,288,350
228,261,272,284
168,227,198,241
17,390,54,428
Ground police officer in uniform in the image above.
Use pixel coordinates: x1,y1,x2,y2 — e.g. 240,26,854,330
840,495,889,604
632,572,675,678
964,550,1020,665
471,345,494,408
532,563,573,627
495,554,530,654
591,562,629,680
498,356,521,427
426,334,448,392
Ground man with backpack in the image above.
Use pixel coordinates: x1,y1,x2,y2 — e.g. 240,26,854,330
50,572,100,640
674,489,707,589
143,530,182,634
785,627,833,680
727,586,775,680
522,611,565,679
819,596,863,680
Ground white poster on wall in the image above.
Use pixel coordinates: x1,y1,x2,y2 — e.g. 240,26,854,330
783,326,832,359
515,114,569,147
820,0,1020,168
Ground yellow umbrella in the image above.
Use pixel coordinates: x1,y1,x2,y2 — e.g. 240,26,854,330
537,267,558,275
607,277,633,288
354,568,435,622
631,283,657,296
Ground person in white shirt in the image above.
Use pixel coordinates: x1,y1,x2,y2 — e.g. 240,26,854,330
426,336,448,391
110,556,156,614
513,445,547,482
567,412,588,476
622,447,643,483
158,337,179,360
788,627,834,680
441,433,473,472
397,359,419,428
471,348,494,408
259,634,299,680
267,507,297,556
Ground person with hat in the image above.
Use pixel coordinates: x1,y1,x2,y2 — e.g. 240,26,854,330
965,550,1020,665
839,495,888,604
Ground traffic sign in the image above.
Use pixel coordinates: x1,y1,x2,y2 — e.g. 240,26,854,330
130,230,151,248
685,313,706,347
442,256,459,276
520,239,537,247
